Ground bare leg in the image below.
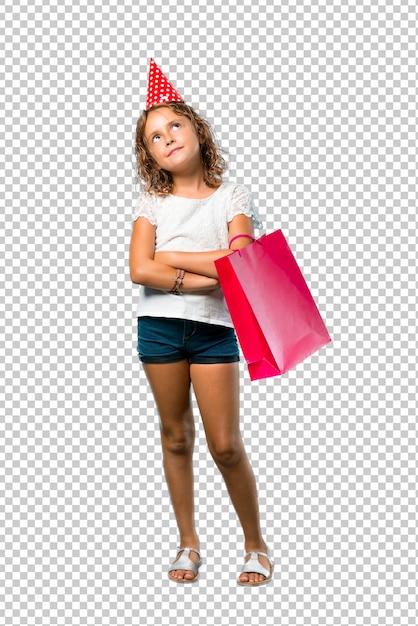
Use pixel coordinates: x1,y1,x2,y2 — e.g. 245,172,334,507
190,362,271,584
143,361,200,581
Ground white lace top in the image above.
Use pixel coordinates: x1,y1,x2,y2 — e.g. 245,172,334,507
132,180,262,327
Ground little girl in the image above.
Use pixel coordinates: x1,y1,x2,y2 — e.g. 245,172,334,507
130,59,274,585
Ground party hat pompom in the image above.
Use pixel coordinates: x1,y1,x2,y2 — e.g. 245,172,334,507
146,58,184,110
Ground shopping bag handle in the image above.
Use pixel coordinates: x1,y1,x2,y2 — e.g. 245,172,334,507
229,233,257,248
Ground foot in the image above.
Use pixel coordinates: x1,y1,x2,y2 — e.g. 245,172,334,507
238,543,274,586
168,546,202,583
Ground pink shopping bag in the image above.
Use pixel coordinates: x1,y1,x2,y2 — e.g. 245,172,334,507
215,230,331,380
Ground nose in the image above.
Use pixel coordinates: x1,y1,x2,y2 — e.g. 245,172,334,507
166,136,175,145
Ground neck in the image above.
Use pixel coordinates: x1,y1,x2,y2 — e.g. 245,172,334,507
171,170,209,198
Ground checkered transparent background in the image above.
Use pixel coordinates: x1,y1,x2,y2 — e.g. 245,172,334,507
1,0,417,624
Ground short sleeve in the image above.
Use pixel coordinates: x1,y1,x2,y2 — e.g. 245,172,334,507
227,184,263,230
132,192,157,226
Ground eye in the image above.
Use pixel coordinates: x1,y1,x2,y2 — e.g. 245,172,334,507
152,134,161,144
172,123,181,131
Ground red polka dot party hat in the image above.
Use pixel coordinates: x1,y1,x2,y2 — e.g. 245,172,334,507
145,58,184,110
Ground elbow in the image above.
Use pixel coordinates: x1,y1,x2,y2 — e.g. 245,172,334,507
130,257,157,286
130,252,152,284
130,265,146,285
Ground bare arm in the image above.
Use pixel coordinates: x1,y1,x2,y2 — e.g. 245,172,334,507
129,217,219,291
154,249,232,279
154,214,255,278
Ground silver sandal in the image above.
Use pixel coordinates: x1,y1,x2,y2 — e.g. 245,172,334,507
168,547,202,583
237,550,274,586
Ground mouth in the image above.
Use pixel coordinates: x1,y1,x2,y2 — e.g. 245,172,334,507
168,147,182,157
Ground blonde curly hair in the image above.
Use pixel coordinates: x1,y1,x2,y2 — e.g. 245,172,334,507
135,102,227,195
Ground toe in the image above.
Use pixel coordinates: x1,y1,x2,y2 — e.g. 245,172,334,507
251,572,266,584
239,571,267,584
169,568,196,581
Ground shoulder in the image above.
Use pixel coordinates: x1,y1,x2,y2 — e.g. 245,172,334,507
133,190,164,224
220,181,256,208
222,180,263,229
219,180,252,197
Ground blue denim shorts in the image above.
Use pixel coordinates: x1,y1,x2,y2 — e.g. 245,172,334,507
137,317,240,364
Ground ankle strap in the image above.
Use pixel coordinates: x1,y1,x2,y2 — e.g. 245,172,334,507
244,551,274,565
177,546,201,558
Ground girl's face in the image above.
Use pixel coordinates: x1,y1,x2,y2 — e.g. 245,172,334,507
144,107,202,174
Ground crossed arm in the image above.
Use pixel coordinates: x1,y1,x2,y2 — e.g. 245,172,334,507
129,213,254,292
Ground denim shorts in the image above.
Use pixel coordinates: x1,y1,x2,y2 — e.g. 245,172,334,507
137,317,240,364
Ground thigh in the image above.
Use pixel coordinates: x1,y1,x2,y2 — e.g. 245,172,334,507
186,321,240,364
143,361,193,433
190,362,241,447
137,317,188,364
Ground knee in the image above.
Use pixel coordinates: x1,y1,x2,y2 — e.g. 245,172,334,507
210,437,242,468
161,425,194,456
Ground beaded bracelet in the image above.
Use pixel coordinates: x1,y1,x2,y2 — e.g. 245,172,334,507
170,269,185,295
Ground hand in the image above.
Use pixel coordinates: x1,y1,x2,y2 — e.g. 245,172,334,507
183,274,220,293
195,276,219,291
153,249,227,280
